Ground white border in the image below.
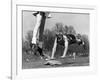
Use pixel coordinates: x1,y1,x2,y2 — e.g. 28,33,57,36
12,3,97,80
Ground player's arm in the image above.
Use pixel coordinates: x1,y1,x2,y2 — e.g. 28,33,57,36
51,37,57,59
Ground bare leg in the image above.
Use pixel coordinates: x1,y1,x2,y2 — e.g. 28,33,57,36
32,14,42,44
73,52,76,60
61,35,68,58
51,38,57,59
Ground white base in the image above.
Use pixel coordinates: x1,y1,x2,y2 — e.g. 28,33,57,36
44,60,62,65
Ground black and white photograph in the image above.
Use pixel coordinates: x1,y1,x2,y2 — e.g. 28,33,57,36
0,0,99,80
10,2,97,80
22,11,90,69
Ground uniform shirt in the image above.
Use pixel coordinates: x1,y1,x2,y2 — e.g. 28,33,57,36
56,33,83,46
56,33,65,46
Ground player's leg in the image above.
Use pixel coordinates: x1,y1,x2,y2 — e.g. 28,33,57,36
61,35,68,58
31,13,42,45
73,52,76,60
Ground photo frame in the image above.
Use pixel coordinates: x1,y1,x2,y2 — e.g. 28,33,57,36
11,1,97,80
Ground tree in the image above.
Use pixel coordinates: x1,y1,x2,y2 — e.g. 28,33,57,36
64,25,69,34
81,34,89,52
25,30,33,43
43,29,55,51
68,25,76,35
55,23,64,33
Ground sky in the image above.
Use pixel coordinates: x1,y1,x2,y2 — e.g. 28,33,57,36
22,11,89,39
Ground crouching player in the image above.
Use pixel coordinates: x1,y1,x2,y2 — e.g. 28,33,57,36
51,32,85,59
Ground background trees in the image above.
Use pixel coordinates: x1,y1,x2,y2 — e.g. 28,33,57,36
22,22,89,60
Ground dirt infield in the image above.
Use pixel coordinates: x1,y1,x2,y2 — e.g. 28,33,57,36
22,56,89,69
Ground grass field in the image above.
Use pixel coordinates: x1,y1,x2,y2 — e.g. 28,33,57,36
22,53,89,69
